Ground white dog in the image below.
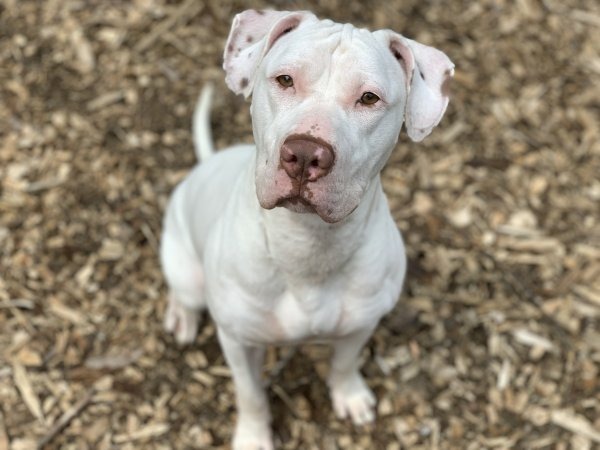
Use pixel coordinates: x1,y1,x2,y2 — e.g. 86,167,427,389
160,9,453,449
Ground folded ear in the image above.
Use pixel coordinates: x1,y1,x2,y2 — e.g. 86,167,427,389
223,9,317,98
378,31,455,142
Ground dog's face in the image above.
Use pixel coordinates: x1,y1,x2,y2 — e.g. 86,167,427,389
223,10,454,223
250,23,408,223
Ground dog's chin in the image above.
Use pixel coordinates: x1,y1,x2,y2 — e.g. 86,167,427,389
273,197,351,223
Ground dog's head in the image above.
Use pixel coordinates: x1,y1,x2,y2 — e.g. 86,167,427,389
223,10,454,223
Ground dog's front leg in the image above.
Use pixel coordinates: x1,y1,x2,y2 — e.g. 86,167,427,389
328,328,377,426
218,328,273,450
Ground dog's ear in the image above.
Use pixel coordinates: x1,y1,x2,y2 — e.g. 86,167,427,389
377,31,454,142
223,9,317,98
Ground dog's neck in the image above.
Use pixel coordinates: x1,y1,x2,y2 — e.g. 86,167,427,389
261,177,382,282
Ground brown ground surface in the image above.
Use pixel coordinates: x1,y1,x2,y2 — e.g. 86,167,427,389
1,0,599,449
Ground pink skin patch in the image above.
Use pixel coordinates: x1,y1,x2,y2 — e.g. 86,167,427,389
293,115,332,140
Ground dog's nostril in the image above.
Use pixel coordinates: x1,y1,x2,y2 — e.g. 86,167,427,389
290,155,297,163
310,159,319,167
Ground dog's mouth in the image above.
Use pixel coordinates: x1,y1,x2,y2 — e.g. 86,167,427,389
276,196,317,215
275,195,346,224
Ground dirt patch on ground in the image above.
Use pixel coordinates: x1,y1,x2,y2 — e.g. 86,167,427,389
1,0,599,449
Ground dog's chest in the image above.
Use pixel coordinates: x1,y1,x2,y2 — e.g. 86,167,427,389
253,213,378,342
271,286,342,340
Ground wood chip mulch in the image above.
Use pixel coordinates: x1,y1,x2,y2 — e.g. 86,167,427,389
0,0,599,449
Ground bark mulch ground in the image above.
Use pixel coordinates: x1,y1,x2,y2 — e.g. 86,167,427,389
1,0,599,449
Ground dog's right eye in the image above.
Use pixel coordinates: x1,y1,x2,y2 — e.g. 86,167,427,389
276,75,294,88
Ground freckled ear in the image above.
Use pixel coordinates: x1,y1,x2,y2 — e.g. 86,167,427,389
223,9,317,98
376,30,455,142
388,37,415,89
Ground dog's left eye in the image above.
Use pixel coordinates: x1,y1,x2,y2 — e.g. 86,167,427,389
276,75,294,88
359,91,380,105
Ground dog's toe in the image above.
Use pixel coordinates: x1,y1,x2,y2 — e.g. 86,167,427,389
330,374,376,426
174,313,199,345
164,295,199,344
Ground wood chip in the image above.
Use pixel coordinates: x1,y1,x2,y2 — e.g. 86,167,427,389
551,410,600,443
69,23,95,73
208,366,231,378
113,422,170,444
48,297,88,325
37,389,95,449
496,359,511,390
572,285,600,307
13,362,45,424
191,370,215,387
84,349,143,370
15,346,43,367
497,236,564,253
86,91,125,111
0,410,9,450
0,299,34,310
135,0,203,52
512,329,556,353
570,9,600,27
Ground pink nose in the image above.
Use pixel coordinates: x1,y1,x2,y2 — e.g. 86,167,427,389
280,136,335,182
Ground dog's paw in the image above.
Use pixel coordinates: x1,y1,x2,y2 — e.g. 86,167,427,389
164,295,199,345
232,421,273,450
330,373,376,426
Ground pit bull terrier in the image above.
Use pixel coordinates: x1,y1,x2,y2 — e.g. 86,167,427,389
160,9,453,449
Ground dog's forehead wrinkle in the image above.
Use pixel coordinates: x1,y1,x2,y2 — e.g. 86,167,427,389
273,20,365,64
267,26,392,98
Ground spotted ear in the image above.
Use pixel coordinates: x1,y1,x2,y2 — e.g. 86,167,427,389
380,31,455,142
223,9,317,98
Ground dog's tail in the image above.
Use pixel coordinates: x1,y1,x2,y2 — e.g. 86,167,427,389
192,83,215,162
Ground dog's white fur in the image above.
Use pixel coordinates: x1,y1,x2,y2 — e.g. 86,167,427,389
160,10,453,449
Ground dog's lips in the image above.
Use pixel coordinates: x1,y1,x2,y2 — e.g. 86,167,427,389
276,196,317,214
274,194,347,223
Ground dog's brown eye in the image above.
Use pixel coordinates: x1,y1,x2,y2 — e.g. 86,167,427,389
276,75,294,88
359,91,380,105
